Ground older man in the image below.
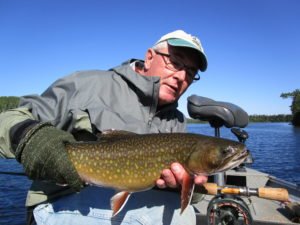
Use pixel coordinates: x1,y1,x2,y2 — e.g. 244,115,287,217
0,30,208,225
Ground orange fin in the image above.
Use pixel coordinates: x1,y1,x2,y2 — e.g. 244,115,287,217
110,191,131,216
180,173,195,214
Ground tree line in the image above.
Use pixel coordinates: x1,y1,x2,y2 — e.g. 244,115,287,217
187,114,292,124
281,89,300,126
0,96,20,113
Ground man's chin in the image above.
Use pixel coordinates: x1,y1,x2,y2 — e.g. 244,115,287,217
158,94,178,106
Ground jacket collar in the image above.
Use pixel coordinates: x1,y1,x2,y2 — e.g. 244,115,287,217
111,59,179,113
111,59,160,97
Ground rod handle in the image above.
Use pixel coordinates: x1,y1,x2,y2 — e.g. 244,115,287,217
258,187,289,202
201,183,241,195
201,183,218,195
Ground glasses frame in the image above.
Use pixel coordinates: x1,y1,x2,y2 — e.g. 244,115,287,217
154,50,200,81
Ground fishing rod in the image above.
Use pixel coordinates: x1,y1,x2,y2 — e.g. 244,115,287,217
197,182,290,202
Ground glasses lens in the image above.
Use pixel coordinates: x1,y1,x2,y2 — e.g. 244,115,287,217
155,50,200,81
168,57,184,70
193,73,200,81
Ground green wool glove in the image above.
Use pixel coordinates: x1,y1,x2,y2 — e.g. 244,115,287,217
15,122,83,192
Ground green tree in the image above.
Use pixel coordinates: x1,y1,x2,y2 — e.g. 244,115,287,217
0,96,20,112
281,89,300,126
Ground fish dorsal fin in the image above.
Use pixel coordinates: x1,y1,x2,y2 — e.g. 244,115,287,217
180,173,195,214
110,191,131,216
97,129,138,141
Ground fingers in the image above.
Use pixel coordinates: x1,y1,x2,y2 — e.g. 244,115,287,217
156,168,176,188
156,163,187,189
194,174,208,185
171,163,208,186
156,162,208,189
156,178,167,189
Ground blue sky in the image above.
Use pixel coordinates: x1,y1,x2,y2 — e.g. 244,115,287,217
1,0,299,116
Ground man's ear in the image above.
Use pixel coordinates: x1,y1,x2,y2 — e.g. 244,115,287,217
144,48,155,70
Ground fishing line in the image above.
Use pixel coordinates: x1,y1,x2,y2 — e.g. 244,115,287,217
0,171,26,176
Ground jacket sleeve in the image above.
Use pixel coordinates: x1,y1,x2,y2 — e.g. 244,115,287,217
0,74,94,158
18,76,77,128
18,74,92,133
0,108,35,158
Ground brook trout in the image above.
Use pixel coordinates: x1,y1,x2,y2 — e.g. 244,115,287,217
65,131,248,215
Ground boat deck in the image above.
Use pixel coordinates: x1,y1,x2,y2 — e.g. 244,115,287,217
193,167,300,225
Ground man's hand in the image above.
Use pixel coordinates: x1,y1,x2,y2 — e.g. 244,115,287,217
10,120,83,192
156,162,208,188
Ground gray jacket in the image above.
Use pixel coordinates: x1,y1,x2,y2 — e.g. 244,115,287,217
0,59,186,206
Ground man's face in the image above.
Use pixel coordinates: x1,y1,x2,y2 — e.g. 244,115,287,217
144,45,200,106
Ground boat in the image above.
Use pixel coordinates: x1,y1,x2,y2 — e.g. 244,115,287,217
187,95,300,225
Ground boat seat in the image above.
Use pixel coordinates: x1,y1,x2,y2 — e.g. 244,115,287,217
187,95,249,128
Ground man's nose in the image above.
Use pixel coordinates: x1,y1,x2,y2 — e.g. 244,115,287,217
173,70,187,81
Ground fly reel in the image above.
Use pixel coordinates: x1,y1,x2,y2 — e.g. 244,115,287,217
207,195,253,225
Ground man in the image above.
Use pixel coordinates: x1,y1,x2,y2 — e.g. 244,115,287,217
0,30,208,225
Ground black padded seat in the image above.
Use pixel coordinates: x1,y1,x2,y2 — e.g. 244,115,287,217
187,95,249,128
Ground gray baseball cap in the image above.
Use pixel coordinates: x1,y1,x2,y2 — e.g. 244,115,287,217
155,30,207,72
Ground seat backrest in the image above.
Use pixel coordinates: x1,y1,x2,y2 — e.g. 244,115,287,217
187,95,249,128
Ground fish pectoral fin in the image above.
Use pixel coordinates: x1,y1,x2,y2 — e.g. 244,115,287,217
180,173,195,214
110,191,131,216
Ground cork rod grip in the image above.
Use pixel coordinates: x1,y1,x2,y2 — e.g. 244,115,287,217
258,187,289,202
202,183,218,195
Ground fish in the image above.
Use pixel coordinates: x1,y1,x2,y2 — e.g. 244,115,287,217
65,131,248,216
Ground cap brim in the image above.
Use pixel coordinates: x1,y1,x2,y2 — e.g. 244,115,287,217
167,39,207,72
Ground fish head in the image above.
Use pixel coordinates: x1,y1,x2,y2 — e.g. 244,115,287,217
186,137,249,175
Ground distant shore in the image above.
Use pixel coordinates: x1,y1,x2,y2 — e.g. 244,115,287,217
187,114,292,124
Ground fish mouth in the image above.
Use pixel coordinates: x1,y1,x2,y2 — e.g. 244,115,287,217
193,148,249,176
214,148,249,174
210,148,250,175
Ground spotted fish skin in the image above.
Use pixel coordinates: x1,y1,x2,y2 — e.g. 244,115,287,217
65,132,247,192
65,131,249,216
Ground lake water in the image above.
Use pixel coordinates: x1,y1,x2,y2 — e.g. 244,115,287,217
0,122,299,225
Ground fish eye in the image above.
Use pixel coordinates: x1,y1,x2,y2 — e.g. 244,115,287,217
222,148,228,155
222,147,234,156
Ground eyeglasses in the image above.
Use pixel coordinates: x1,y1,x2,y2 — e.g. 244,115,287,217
154,50,200,81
